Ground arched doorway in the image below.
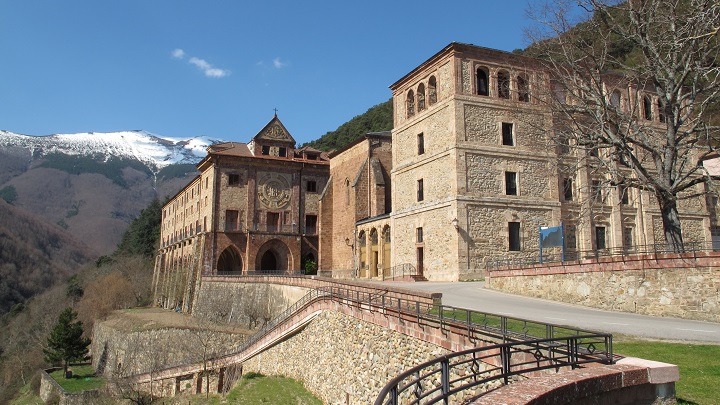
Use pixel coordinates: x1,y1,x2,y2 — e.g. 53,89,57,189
217,246,243,273
255,239,291,272
260,250,278,270
370,228,379,278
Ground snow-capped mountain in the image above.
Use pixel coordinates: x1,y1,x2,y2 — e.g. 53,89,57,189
0,130,223,170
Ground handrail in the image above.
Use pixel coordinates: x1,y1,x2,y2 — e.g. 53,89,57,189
134,281,612,394
486,240,720,269
374,334,614,405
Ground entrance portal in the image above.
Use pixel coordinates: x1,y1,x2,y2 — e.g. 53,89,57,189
260,251,278,270
217,246,242,273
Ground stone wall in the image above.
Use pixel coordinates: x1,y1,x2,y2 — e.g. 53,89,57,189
39,368,105,405
192,281,310,326
242,310,450,404
91,318,247,378
487,253,720,322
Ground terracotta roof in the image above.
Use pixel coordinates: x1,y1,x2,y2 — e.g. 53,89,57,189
206,142,253,157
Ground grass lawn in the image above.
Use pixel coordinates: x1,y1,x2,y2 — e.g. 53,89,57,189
181,372,322,405
48,364,105,393
614,338,720,405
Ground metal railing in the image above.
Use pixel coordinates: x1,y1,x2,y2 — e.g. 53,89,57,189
206,284,611,364
374,334,613,405
487,241,719,269
140,281,612,399
386,263,419,280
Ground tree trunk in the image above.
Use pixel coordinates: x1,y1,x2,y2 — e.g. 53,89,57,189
658,196,684,253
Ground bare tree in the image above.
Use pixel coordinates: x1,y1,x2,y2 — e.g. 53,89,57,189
527,0,720,251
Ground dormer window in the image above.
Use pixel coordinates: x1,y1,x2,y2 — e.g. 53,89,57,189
279,147,286,157
262,145,270,155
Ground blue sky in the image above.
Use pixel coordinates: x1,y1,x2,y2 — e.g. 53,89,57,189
1,1,545,145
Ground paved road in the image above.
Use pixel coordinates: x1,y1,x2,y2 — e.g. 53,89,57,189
383,281,720,343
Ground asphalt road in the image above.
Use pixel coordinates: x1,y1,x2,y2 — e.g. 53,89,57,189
384,281,720,344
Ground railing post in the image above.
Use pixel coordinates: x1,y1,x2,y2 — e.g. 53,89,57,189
390,385,398,405
501,345,511,385
441,358,450,405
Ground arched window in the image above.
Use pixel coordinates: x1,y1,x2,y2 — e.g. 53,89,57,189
417,83,426,112
428,76,437,105
497,70,510,99
657,99,666,123
344,178,350,206
406,90,415,118
476,67,489,96
643,95,653,120
517,74,529,102
610,90,621,109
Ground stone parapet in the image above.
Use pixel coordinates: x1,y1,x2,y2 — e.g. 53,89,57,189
472,358,678,405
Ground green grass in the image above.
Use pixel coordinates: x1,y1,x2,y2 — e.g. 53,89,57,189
48,364,105,393
181,373,322,404
614,339,720,405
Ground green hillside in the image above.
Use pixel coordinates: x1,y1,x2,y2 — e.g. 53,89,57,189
303,99,393,151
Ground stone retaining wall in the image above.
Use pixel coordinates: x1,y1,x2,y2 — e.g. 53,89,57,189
487,252,720,322
91,321,247,378
242,310,450,404
39,368,104,405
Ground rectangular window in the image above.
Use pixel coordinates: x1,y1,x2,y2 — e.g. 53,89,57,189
508,222,521,251
228,174,240,186
591,180,603,203
502,123,514,146
305,214,317,235
623,227,633,249
261,145,270,155
307,180,317,193
417,133,425,155
505,172,517,196
618,185,629,205
225,210,239,231
267,212,280,232
416,227,423,243
417,179,424,202
595,226,606,250
279,147,287,157
563,178,573,201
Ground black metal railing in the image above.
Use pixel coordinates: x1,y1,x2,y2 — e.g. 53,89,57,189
486,241,719,269
374,334,613,405
207,284,610,364
140,281,612,397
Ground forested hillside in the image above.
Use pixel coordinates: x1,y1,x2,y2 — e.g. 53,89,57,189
0,199,96,317
302,99,393,151
0,197,161,402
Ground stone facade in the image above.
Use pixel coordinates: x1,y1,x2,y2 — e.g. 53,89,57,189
319,42,719,282
318,133,393,278
153,115,330,311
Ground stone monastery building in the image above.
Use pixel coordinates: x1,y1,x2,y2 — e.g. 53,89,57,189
154,42,718,309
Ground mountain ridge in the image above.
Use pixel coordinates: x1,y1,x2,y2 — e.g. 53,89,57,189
0,130,222,172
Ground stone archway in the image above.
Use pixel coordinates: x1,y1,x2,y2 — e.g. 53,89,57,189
255,239,291,271
217,246,243,273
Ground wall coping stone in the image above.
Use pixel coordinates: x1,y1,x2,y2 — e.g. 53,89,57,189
470,357,678,405
487,251,720,278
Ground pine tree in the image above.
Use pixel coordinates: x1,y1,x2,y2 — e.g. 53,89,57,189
44,307,91,376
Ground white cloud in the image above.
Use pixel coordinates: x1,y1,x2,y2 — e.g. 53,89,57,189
171,49,230,78
172,48,185,59
272,57,287,69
